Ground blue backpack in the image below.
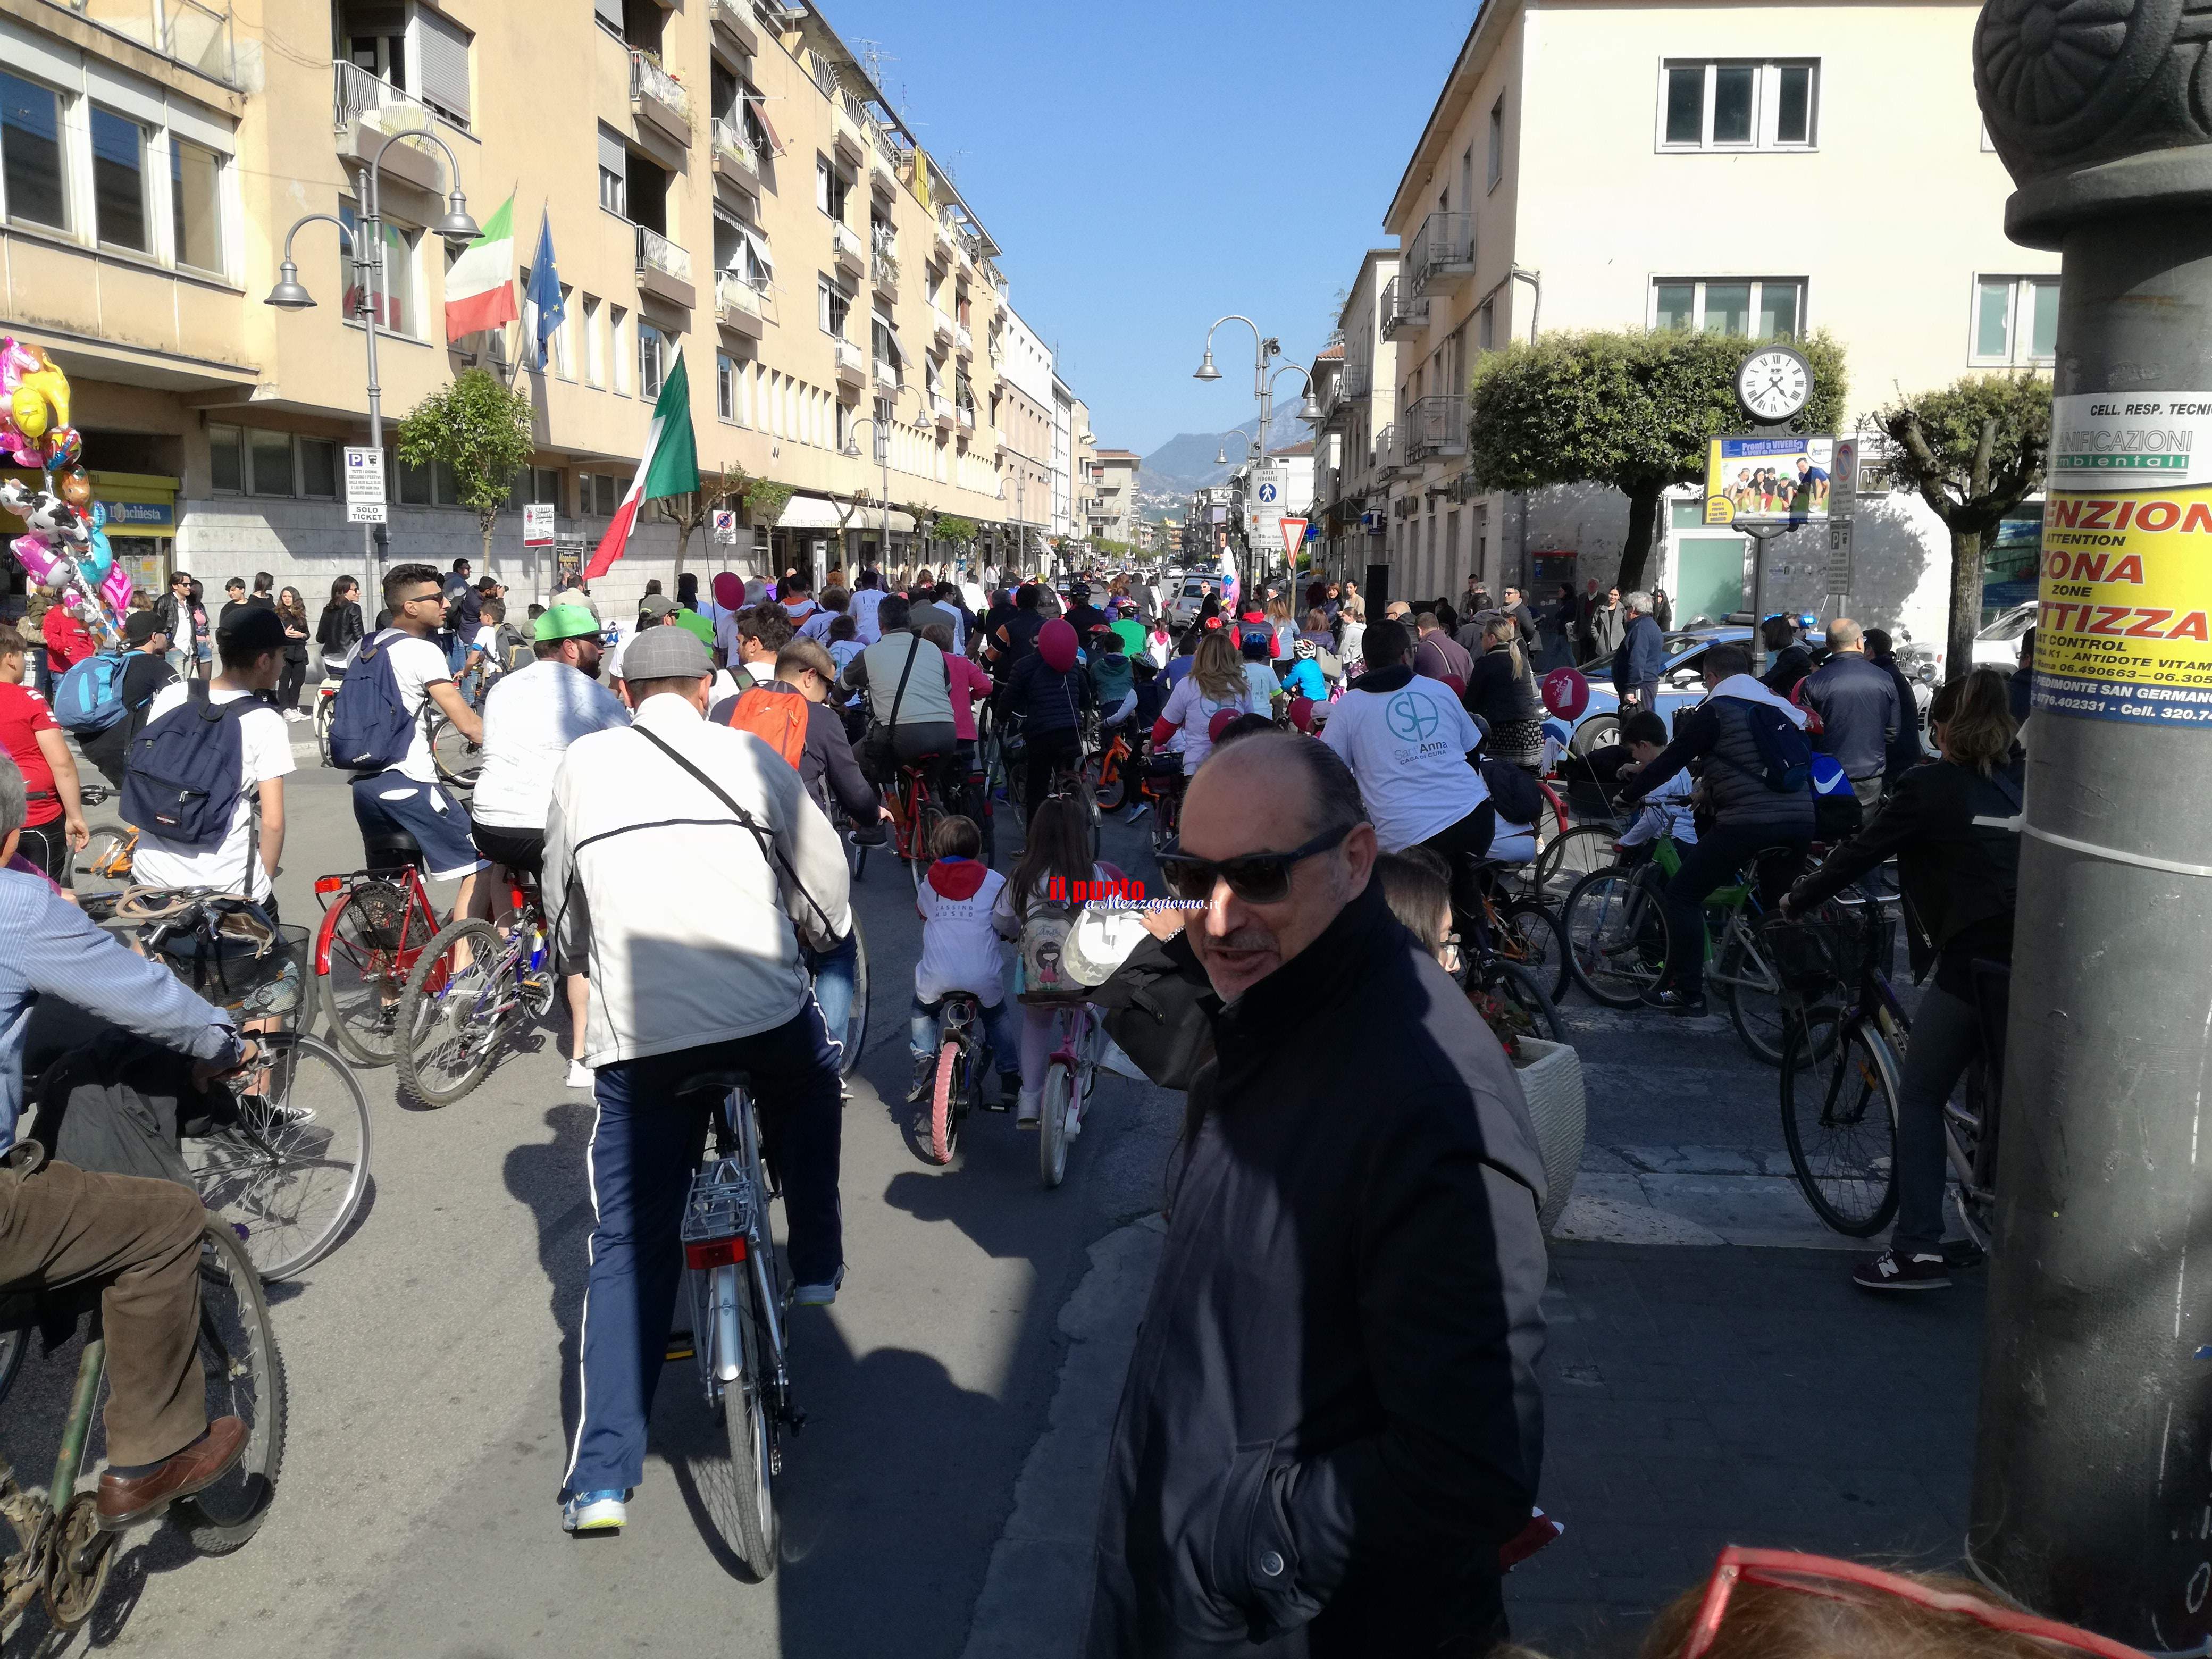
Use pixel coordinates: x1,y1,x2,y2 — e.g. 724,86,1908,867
326,629,417,774
53,651,131,735
121,682,248,849
1737,700,1814,793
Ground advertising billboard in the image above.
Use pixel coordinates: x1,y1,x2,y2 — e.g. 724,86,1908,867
1703,435,1838,526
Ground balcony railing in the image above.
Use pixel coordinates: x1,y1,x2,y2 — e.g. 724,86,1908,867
1405,395,1470,460
715,270,764,330
333,60,445,137
958,404,975,430
707,0,758,52
954,322,973,356
929,305,954,345
933,397,956,427
631,51,692,141
1373,423,1398,473
873,357,898,390
1379,276,1429,338
1340,362,1371,399
711,117,760,180
76,0,239,87
833,338,865,379
832,221,865,268
636,224,692,284
1408,210,1475,294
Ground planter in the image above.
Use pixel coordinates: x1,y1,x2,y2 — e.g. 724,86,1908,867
1513,1037,1586,1236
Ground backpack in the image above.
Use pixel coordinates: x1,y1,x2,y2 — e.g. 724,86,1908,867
496,622,531,673
1480,757,1545,828
53,650,131,735
325,629,419,774
121,682,248,849
1810,752,1862,842
718,685,809,769
1733,699,1814,793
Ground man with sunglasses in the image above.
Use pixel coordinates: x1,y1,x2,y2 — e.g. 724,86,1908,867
1088,729,1549,1658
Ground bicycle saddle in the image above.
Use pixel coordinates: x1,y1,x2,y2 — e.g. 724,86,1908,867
363,830,424,874
675,1069,753,1096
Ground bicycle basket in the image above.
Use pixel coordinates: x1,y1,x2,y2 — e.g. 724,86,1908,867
1761,915,1862,995
137,899,307,1016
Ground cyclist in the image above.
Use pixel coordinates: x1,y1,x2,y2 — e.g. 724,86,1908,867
915,622,993,805
1799,617,1901,812
342,564,489,925
841,593,955,787
983,582,1045,671
992,794,1109,1127
468,603,631,1090
1613,709,1696,861
1617,641,1814,1015
0,621,89,886
1003,617,1094,819
1781,667,2022,1293
79,608,178,790
911,813,1020,1110
546,625,852,1536
1155,630,1267,788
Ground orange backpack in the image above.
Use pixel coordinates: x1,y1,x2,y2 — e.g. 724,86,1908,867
718,685,809,769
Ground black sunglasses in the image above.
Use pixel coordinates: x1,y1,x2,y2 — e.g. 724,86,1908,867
1157,822,1355,904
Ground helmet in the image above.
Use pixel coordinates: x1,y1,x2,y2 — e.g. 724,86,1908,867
534,604,601,643
1797,611,1817,632
1038,616,1079,673
1294,636,1318,659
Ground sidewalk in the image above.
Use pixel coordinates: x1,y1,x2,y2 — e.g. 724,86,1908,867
1506,1241,1984,1650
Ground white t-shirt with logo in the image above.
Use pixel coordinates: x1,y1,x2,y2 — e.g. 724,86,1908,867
849,586,887,646
1159,674,1269,777
470,660,631,831
1319,674,1488,852
131,683,295,901
376,631,459,784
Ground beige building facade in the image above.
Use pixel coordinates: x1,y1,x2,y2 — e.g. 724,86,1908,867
1310,248,1401,594
1375,0,2042,650
0,0,1086,628
1086,449,1139,548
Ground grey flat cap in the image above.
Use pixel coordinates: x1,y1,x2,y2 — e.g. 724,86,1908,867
619,624,712,682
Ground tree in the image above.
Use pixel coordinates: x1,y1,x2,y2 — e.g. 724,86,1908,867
1465,329,1849,594
742,477,794,582
1873,373,2049,678
396,367,535,570
658,462,750,584
832,489,875,577
904,501,939,573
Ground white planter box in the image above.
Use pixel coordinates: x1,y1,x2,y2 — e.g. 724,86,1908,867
1513,1037,1586,1236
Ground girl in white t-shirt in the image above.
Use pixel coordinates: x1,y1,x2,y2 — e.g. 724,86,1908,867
1153,632,1267,777
991,797,1112,1127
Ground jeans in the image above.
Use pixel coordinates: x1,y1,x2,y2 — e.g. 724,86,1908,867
563,1003,844,1498
909,993,1020,1076
808,930,859,1062
1659,822,1806,999
1415,800,1498,934
1892,984,1982,1256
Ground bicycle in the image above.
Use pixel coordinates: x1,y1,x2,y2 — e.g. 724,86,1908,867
65,786,135,903
1021,988,1102,1189
312,828,465,1069
673,1071,797,1579
1091,720,1136,812
879,758,951,895
395,876,557,1108
312,670,345,768
0,1216,286,1635
426,710,484,792
920,990,998,1166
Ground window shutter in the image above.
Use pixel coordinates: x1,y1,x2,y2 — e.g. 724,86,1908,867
594,0,623,31
416,10,472,125
598,124,627,181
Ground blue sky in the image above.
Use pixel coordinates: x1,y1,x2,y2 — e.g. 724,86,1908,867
819,0,1481,456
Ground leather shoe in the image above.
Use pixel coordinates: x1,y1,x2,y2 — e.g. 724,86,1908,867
97,1416,248,1530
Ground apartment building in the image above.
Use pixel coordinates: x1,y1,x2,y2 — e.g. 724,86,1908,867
996,304,1054,568
1085,449,1139,547
0,0,1086,626
1069,401,1095,541
1374,0,2042,648
1308,249,1402,599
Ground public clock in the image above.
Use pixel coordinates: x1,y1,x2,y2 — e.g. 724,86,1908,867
1736,346,1813,424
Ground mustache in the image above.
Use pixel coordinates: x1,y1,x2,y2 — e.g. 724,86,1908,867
1200,929,1276,954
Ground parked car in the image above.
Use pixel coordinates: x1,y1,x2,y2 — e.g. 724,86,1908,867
1972,601,2036,671
1557,626,1830,757
1166,574,1221,628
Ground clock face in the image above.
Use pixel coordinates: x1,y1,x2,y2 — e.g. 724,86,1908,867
1738,348,1812,422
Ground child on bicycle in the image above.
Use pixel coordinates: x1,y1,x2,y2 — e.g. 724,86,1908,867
992,794,1111,1127
1614,709,1697,865
911,815,1021,1109
1091,625,1136,730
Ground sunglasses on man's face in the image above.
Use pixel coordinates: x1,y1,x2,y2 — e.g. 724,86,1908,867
1156,822,1354,906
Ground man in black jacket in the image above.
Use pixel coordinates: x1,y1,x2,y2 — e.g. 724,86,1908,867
1800,618,1901,809
1863,629,1926,782
1087,730,1547,1658
1610,591,1666,711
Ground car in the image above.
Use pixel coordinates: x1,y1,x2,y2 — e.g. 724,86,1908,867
1971,601,2035,671
1555,626,1829,758
1166,574,1222,629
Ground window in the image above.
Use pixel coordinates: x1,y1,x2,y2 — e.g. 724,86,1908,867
1652,277,1803,339
816,156,848,220
611,305,629,394
245,429,293,496
533,466,560,504
818,275,849,338
299,438,339,498
209,423,242,493
340,201,419,337
582,294,604,386
592,473,619,516
1487,95,1505,190
718,351,740,422
89,105,147,252
1973,276,2060,365
554,283,574,378
0,72,66,230
639,320,666,397
598,125,627,217
170,137,224,275
1478,300,1495,352
398,457,433,506
1660,61,1817,149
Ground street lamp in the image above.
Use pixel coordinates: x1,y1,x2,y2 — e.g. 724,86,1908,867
266,130,478,589
843,380,929,581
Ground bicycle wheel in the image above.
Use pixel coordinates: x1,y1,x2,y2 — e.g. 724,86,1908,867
314,696,336,769
1039,1058,1074,1189
908,802,943,896
172,1218,287,1554
189,1033,372,1281
0,1322,21,1411
429,715,483,790
1562,866,1668,1008
927,1041,963,1166
1781,1010,1901,1236
1717,927,1796,1067
839,920,869,1078
1533,823,1616,901
720,1256,780,1578
1476,959,1565,1046
70,824,135,901
1094,755,1128,812
317,882,412,1068
396,918,510,1108
1498,895,1570,1007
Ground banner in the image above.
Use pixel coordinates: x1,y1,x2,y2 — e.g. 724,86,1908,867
1703,435,1837,526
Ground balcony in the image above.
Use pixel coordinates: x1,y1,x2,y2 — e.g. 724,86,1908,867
332,63,466,191
833,92,866,166
933,396,956,429
1340,362,1371,399
715,270,765,338
634,225,695,309
934,215,957,255
708,0,759,54
954,322,973,358
1379,276,1429,339
630,52,692,146
1405,395,1470,462
711,117,761,196
873,356,898,391
929,305,954,347
833,338,866,386
958,404,976,431
79,0,240,86
831,220,865,275
871,250,899,301
1408,211,1475,296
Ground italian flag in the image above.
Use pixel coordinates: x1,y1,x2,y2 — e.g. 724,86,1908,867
585,351,699,579
443,192,519,341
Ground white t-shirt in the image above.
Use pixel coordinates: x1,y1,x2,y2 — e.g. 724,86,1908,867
1242,663,1281,708
1319,673,1488,852
377,630,459,784
915,858,1009,1005
849,587,886,646
470,660,632,831
1160,673,1268,776
471,623,497,658
798,608,838,643
716,609,743,662
131,683,295,901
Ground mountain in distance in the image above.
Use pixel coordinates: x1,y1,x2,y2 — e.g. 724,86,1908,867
1140,405,1313,497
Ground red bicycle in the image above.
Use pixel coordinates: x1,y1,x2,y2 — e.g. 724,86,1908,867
312,828,463,1068
1091,722,1136,812
873,758,951,894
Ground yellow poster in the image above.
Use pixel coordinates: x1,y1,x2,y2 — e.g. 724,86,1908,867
2037,393,2212,725
1703,435,1836,527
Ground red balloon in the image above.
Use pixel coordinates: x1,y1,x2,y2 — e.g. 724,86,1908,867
1543,666,1590,720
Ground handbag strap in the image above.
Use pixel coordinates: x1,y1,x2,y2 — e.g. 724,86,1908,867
629,723,835,936
884,632,921,733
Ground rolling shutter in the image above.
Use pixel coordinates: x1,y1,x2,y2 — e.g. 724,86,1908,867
594,0,624,31
415,9,472,127
598,124,627,181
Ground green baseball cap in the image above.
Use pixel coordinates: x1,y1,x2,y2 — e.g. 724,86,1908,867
534,603,601,643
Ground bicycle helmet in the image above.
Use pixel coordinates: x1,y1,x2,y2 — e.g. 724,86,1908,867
1038,616,1079,673
1294,636,1319,659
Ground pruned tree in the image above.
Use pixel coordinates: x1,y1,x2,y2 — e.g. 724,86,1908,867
1872,372,2050,677
396,367,535,571
658,462,751,584
743,477,795,584
832,489,875,578
904,500,939,574
1466,328,1849,594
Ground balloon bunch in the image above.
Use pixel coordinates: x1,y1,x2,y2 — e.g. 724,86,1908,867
0,338,125,648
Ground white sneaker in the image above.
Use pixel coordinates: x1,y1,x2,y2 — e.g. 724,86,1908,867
282,709,308,723
566,1059,593,1090
562,1490,626,1534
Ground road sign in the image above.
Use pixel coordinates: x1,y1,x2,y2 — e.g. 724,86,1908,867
712,508,738,544
1831,438,1858,522
1280,517,1309,560
1825,521,1854,594
344,446,387,525
523,502,555,547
